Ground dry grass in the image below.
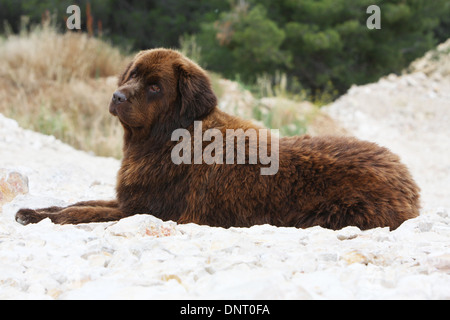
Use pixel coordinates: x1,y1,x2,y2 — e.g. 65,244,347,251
0,25,129,158
0,24,338,159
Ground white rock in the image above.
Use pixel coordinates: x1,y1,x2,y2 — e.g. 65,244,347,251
0,169,29,209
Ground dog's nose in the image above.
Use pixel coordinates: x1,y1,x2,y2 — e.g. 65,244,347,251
112,91,127,105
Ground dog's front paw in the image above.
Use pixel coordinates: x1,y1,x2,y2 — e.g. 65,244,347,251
15,209,44,225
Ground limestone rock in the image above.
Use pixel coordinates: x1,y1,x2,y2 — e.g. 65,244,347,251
0,169,29,210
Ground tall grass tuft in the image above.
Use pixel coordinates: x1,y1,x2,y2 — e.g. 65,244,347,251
0,24,129,158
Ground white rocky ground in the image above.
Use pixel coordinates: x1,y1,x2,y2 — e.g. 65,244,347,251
1,44,450,299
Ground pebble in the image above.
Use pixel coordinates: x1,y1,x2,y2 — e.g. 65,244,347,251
0,169,29,209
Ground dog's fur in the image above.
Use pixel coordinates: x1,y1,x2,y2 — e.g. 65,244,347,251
16,49,420,230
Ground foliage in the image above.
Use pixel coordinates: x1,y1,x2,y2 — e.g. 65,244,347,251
198,0,450,95
0,0,449,96
0,24,127,158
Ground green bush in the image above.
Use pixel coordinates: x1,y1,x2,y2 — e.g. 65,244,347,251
197,0,450,95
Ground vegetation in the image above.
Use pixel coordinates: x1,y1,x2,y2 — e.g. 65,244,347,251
0,24,127,158
1,0,449,96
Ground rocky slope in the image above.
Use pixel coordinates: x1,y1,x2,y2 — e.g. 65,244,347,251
323,40,450,211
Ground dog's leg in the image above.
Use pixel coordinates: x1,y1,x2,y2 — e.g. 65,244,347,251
32,200,118,214
67,200,119,209
15,200,126,225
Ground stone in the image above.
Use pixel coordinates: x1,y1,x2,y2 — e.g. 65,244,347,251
427,253,450,273
436,207,448,218
336,226,361,240
105,214,177,238
418,222,433,232
0,169,29,210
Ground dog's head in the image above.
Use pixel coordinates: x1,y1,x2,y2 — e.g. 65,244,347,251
109,49,217,137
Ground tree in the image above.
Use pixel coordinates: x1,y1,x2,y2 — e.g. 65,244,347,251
199,3,290,82
198,0,450,95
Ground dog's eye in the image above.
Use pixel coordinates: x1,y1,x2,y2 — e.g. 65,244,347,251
149,84,160,93
128,69,138,80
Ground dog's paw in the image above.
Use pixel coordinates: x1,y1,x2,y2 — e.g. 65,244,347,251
15,209,44,225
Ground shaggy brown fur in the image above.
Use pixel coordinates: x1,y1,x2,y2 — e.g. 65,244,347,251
16,49,420,230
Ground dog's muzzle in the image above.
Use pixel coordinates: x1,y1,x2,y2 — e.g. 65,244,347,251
110,90,127,115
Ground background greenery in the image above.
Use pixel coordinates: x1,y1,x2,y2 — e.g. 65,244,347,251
1,0,449,97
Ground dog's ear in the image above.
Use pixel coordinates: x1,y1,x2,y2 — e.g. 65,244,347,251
175,60,217,128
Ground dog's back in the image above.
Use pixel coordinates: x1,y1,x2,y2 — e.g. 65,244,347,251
176,126,420,230
276,135,420,229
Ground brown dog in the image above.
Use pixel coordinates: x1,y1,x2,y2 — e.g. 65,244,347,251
15,49,420,230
